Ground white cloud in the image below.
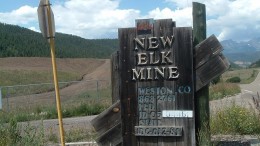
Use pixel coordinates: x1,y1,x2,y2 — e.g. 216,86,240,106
52,0,140,38
0,5,37,25
166,0,260,41
29,26,40,32
0,0,259,41
146,7,192,27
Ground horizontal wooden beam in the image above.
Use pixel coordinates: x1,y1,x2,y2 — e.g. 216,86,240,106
91,100,121,136
194,34,223,69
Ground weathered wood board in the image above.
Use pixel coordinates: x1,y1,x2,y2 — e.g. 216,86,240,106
91,16,230,146
91,33,230,146
118,19,195,146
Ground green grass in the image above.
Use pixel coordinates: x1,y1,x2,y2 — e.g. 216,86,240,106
0,70,82,97
0,87,111,123
211,104,260,135
222,68,259,84
0,70,81,86
0,116,96,145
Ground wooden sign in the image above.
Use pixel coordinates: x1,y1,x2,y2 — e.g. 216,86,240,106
119,19,195,146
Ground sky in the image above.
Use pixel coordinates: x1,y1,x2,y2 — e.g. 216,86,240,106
0,0,259,41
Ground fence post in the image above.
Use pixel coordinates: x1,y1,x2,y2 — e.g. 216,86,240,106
6,87,10,112
0,87,2,110
193,2,211,145
96,80,99,99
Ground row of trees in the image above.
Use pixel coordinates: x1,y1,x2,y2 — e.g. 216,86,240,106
0,22,118,58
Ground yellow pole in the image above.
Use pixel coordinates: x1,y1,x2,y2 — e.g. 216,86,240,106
46,1,65,146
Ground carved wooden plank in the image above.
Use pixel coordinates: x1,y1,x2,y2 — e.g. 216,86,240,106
196,53,230,91
135,126,182,136
91,100,121,136
194,34,223,69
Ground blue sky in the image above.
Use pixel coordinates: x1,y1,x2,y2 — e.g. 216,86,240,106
0,0,259,41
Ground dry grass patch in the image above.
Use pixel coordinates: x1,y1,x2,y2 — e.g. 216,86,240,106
209,82,240,100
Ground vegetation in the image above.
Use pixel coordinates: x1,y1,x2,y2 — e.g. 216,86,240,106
209,82,240,100
0,22,118,58
250,59,260,68
0,86,111,123
211,104,260,135
0,70,81,86
222,68,259,84
226,76,241,83
0,70,82,98
229,61,242,70
0,118,45,146
0,117,96,145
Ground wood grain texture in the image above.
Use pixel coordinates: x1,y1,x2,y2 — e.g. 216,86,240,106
118,27,138,146
119,19,195,146
192,2,210,146
91,100,121,136
196,54,230,91
111,51,120,103
194,34,223,69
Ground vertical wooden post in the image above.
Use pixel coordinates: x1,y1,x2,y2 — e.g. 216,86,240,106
193,2,211,145
111,51,120,104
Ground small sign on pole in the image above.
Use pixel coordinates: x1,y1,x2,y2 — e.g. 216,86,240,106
37,0,65,146
37,0,55,39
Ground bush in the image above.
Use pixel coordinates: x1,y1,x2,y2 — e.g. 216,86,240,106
211,76,221,84
226,76,241,83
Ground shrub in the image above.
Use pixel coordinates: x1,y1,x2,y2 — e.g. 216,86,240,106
226,76,241,83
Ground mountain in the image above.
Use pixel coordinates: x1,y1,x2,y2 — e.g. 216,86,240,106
222,38,260,66
1,22,260,65
0,22,118,58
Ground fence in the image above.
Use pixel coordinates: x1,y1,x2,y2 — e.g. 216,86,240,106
0,80,111,114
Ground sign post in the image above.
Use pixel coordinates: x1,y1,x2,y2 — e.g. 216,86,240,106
37,0,65,146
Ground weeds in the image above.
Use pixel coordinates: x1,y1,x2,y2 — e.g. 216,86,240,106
211,104,260,135
209,82,240,100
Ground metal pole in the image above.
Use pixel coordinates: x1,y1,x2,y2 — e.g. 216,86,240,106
46,1,65,145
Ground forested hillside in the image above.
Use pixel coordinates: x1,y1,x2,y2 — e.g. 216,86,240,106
0,23,118,58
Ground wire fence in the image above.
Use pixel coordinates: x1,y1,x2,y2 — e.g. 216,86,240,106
0,80,111,114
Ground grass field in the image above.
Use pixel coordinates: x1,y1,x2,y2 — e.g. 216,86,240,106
222,68,259,84
0,70,81,86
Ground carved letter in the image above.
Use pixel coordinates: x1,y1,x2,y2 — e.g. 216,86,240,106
147,67,152,80
161,51,173,64
160,35,175,48
137,53,148,65
148,37,159,50
132,68,145,80
155,67,165,79
168,67,179,79
134,37,145,50
149,52,160,65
